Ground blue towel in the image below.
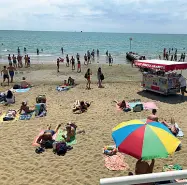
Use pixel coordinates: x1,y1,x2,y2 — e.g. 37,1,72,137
15,88,31,93
56,86,70,91
19,112,34,120
128,101,142,109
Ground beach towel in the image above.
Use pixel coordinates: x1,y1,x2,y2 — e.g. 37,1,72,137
0,113,19,123
15,88,30,93
104,152,129,171
128,101,142,109
56,86,71,92
32,130,56,146
143,102,158,110
19,112,34,120
55,129,77,145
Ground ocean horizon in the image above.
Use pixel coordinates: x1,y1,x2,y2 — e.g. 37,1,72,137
0,30,187,64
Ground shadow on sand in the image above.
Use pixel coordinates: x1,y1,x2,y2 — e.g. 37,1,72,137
137,90,187,104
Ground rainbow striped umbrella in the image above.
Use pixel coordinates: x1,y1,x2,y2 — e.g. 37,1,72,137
112,119,181,160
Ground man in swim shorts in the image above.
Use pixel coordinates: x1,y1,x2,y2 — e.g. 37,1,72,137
7,63,16,83
1,66,9,86
12,54,17,68
36,124,61,147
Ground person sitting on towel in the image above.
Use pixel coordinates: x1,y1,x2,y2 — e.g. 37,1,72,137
73,100,92,113
114,100,127,109
19,101,35,114
68,77,75,86
36,124,61,147
5,90,15,104
62,122,85,142
147,109,158,122
62,80,68,86
20,77,31,89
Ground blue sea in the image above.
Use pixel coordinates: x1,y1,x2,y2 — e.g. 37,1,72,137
0,30,187,64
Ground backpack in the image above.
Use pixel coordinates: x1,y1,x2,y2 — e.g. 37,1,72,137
100,74,104,81
84,73,88,79
53,142,67,156
13,84,21,89
133,104,143,112
43,140,54,149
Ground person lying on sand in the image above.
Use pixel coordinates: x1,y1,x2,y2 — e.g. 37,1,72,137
161,118,179,136
62,122,85,142
72,100,92,113
36,124,61,147
114,100,127,109
18,101,35,114
20,77,31,89
147,109,158,122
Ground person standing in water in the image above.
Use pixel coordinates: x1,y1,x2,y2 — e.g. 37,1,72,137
87,51,91,64
106,50,108,57
61,47,64,54
76,53,80,62
108,53,113,66
17,47,20,55
7,63,16,83
97,49,99,57
24,47,26,53
71,56,75,70
84,54,88,65
37,48,39,55
12,54,17,68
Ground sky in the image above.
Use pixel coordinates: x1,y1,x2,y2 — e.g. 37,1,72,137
0,0,187,34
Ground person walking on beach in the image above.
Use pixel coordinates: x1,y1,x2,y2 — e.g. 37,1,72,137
84,54,88,65
7,63,16,83
12,54,17,68
85,68,92,90
71,56,75,70
1,66,9,86
178,74,187,100
108,53,113,66
17,55,23,68
24,55,28,67
8,54,12,65
61,47,64,54
97,67,104,88
77,59,81,73
66,54,70,67
57,58,60,72
27,55,31,67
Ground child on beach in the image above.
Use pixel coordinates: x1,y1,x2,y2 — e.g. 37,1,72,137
77,60,81,73
1,66,9,86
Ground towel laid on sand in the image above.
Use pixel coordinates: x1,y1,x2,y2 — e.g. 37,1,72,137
104,152,129,171
56,86,71,92
19,112,34,120
0,113,19,123
15,88,31,93
143,102,158,110
55,129,77,145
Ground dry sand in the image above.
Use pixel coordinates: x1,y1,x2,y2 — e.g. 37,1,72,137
0,63,187,185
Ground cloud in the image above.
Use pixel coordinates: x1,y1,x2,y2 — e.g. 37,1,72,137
0,0,187,33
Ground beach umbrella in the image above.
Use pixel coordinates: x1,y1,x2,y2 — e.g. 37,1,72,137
112,119,181,160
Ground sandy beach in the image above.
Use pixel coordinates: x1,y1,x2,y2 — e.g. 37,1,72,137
0,63,187,185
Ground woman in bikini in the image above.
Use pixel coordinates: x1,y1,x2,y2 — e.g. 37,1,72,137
85,68,92,89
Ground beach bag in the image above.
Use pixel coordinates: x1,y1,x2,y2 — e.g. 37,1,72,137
53,141,67,156
36,95,46,103
133,104,143,112
43,140,54,149
100,74,104,81
84,73,88,79
13,84,21,89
